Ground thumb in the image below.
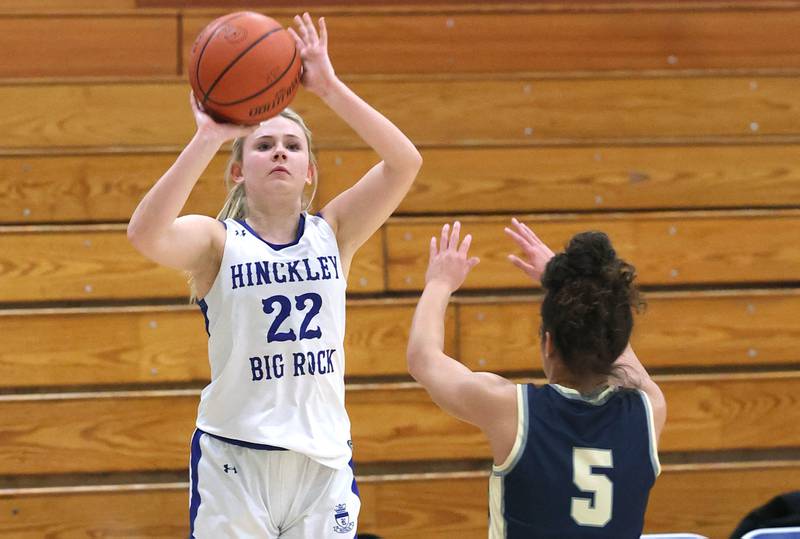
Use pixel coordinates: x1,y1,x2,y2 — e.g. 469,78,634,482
468,256,480,269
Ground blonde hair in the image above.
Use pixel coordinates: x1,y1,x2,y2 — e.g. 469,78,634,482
190,108,319,302
217,107,319,220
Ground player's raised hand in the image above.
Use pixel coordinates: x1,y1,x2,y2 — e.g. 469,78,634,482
190,91,255,143
425,221,480,293
504,218,555,282
288,13,337,98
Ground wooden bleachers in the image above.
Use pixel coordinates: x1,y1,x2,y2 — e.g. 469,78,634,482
2,462,800,538
2,211,797,302
4,7,800,76
2,2,800,537
4,145,800,223
1,289,797,389
459,289,800,371
3,76,800,150
1,373,799,476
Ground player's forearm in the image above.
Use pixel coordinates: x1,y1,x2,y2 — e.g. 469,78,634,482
318,78,422,173
128,132,222,247
407,281,452,378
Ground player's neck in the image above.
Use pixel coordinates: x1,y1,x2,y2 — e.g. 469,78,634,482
548,367,608,395
245,204,303,245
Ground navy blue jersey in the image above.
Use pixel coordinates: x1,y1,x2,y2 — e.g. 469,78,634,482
489,383,660,539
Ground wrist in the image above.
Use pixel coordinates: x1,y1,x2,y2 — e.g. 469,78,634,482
192,128,227,150
425,279,456,296
314,75,344,101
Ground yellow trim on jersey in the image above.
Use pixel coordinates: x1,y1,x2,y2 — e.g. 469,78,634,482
638,389,662,477
493,384,527,475
488,473,505,539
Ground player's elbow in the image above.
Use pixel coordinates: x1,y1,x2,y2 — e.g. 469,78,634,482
406,343,429,383
126,220,146,252
408,148,423,173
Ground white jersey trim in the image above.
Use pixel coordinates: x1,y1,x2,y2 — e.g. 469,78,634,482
637,389,662,477
492,384,528,476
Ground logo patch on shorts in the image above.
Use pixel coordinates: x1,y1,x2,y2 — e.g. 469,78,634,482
333,503,354,533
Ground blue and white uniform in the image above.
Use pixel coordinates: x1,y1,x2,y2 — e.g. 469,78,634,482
190,214,359,538
489,383,660,539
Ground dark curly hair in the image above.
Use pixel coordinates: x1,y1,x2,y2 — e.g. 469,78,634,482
540,231,643,380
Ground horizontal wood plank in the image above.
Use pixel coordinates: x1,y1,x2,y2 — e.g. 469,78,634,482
2,1,797,14
182,10,800,75
2,77,800,149
0,15,177,78
0,1,138,11
0,301,455,387
386,211,800,289
1,462,798,538
0,226,383,301
318,144,800,213
458,289,800,372
6,143,800,224
3,211,798,302
1,373,798,474
2,289,796,388
0,152,227,224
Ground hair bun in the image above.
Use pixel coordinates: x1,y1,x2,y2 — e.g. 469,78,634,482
565,231,616,278
542,231,617,290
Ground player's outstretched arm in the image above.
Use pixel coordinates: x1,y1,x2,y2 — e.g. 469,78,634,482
407,222,517,441
127,93,254,273
289,14,422,261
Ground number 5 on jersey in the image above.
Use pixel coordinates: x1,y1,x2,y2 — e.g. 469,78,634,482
571,447,613,527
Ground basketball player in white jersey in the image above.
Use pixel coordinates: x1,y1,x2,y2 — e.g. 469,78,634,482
407,221,666,538
128,13,422,538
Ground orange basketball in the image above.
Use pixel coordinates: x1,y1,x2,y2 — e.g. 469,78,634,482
189,11,302,125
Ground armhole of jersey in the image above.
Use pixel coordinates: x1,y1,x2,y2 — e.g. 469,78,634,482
638,389,662,477
492,384,529,476
195,218,231,306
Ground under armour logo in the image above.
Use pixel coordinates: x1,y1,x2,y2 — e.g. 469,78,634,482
235,230,247,237
223,464,237,474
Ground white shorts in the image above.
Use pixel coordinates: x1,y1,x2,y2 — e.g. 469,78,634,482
188,429,361,538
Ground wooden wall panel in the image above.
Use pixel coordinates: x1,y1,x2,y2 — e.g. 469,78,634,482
0,227,188,301
458,290,800,372
0,1,138,11
2,77,799,149
1,374,798,474
5,212,796,302
385,212,800,290
0,15,177,78
0,301,453,388
0,485,188,539
5,289,794,388
0,307,209,388
0,226,382,302
2,462,799,538
182,10,800,75
319,144,800,213
647,462,800,537
4,144,800,224
0,153,228,224
661,373,800,452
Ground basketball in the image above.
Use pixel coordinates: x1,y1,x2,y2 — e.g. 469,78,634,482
188,11,302,125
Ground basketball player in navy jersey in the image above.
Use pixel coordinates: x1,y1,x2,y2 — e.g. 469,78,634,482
128,13,421,538
407,219,666,538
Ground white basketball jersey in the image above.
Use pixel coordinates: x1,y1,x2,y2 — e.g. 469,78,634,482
196,214,351,469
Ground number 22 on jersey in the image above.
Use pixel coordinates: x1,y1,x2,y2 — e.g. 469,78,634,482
262,293,323,342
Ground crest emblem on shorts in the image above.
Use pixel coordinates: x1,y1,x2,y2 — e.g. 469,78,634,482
332,503,354,533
